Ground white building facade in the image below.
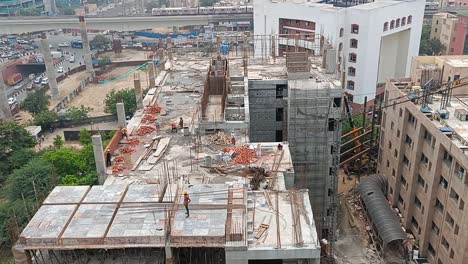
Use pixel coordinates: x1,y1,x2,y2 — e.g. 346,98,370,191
254,0,425,103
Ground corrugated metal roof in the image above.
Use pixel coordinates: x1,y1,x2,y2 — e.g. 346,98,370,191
357,174,406,246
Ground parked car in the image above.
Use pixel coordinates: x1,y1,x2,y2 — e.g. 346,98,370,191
33,76,42,84
8,97,16,105
69,56,75,63
57,67,63,73
15,45,24,50
41,77,49,84
49,44,53,49
13,84,22,90
26,83,34,90
58,42,69,47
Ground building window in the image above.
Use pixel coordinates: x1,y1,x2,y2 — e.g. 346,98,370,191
428,243,436,256
390,20,395,29
449,188,460,203
351,24,359,34
347,80,355,90
408,15,412,24
435,199,444,213
338,42,342,51
390,121,394,130
296,20,300,25
424,129,432,142
276,84,286,98
402,17,406,26
440,176,448,189
397,129,400,137
403,155,409,166
420,153,429,166
411,216,419,229
349,53,356,63
415,196,422,209
435,19,438,25
432,222,440,235
396,18,400,27
338,56,342,64
443,150,453,164
328,119,336,131
455,163,465,180
348,67,356,76
383,22,388,31
405,135,413,146
441,236,449,250
276,108,284,121
417,174,425,188
350,38,358,48
305,21,310,26
459,200,464,210
340,28,344,37
408,113,415,124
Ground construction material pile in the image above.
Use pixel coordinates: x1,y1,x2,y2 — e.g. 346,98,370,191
111,164,126,172
127,137,140,146
248,167,271,190
137,125,155,136
208,131,231,145
114,156,124,162
223,146,256,164
142,114,156,123
120,146,135,154
145,105,162,115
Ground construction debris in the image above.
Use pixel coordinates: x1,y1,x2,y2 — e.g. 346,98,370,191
248,167,271,190
111,164,126,172
127,137,141,146
145,105,162,115
208,131,231,145
114,156,124,163
120,146,135,154
223,146,256,164
137,125,156,136
142,114,156,123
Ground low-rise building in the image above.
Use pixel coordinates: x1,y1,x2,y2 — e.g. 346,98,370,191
430,12,468,55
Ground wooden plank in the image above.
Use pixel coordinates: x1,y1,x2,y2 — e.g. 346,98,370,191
153,137,171,157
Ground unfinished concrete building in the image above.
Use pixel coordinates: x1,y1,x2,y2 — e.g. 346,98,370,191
378,72,468,263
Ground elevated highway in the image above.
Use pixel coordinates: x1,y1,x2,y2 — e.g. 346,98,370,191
0,13,253,34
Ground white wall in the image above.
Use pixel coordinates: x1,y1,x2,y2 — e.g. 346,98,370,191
378,29,411,82
254,0,425,103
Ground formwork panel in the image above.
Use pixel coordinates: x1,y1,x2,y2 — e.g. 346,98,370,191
43,186,90,204
83,185,127,203
123,184,162,203
19,205,76,246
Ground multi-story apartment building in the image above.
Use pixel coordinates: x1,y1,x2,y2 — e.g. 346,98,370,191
254,0,425,104
378,56,468,263
431,12,468,55
439,0,468,7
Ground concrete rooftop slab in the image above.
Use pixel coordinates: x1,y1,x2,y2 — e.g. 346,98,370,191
19,205,76,247
123,184,162,203
83,185,127,203
180,184,229,206
42,186,90,204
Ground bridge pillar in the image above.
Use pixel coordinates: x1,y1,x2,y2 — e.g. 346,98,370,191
0,66,13,120
148,61,156,88
134,74,143,110
158,48,165,71
79,16,95,76
41,32,60,100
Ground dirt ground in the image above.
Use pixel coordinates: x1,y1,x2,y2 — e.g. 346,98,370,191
67,66,149,117
100,49,148,62
48,71,90,110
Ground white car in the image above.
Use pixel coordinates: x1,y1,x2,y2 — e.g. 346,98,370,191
57,67,64,73
41,77,49,84
49,44,53,48
69,56,75,63
58,43,69,47
8,97,16,105
133,42,143,48
13,84,22,90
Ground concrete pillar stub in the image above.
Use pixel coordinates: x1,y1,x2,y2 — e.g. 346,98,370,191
79,16,95,75
91,134,106,184
148,61,156,88
41,32,60,100
116,102,126,128
134,76,143,109
0,66,13,120
165,245,173,264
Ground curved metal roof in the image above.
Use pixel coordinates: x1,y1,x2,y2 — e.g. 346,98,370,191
357,174,407,246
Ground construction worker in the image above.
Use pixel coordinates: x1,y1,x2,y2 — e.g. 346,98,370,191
154,118,160,132
120,127,128,139
105,150,112,167
231,136,236,145
183,190,191,218
179,117,184,129
277,143,283,151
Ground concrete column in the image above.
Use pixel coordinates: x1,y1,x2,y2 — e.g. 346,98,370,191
92,135,107,184
158,48,165,71
0,67,12,120
40,33,59,100
79,16,95,75
148,61,156,88
165,245,173,264
134,75,143,109
166,37,173,61
116,102,126,128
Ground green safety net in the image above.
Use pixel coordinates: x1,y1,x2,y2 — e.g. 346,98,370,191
98,63,147,84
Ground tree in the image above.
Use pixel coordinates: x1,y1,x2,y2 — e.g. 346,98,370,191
0,122,36,161
21,90,50,114
53,135,64,148
41,147,94,177
98,55,112,66
5,158,53,201
0,148,37,184
60,7,75,15
419,24,446,55
18,8,41,16
64,105,91,121
104,88,137,117
79,129,92,145
90,34,111,50
33,111,58,130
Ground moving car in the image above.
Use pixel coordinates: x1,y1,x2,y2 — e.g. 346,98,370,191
41,77,49,85
58,43,69,47
8,97,16,105
57,67,64,73
33,76,42,84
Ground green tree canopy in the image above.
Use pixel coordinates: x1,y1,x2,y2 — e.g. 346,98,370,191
0,122,36,160
53,135,64,148
104,88,137,117
33,110,58,130
18,8,41,16
21,90,50,114
41,147,93,177
64,105,91,121
419,24,446,55
79,129,92,145
90,34,111,49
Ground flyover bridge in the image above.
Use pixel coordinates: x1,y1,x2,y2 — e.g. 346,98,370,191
0,13,253,34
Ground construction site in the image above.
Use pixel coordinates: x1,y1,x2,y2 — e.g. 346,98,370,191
11,31,388,264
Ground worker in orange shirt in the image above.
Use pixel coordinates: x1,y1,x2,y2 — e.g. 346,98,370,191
183,190,191,218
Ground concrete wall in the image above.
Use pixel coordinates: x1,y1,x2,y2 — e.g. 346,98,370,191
254,0,425,103
248,79,288,142
377,29,411,82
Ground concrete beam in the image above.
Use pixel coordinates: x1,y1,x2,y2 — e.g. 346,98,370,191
116,102,126,128
0,66,13,120
40,33,59,100
91,134,106,184
79,16,95,75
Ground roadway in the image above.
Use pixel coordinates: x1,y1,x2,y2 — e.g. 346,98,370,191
0,13,253,34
